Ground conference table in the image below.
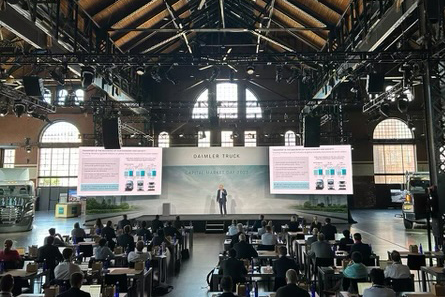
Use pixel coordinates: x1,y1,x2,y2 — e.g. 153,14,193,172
0,268,49,294
212,266,275,292
420,266,445,292
219,250,280,262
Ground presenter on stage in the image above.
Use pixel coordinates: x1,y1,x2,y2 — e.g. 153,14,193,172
216,184,228,216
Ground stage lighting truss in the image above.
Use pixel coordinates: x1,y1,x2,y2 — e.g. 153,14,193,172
362,82,405,114
0,82,56,114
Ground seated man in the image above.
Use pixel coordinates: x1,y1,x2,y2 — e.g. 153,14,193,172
0,239,22,269
320,218,337,241
44,228,65,247
384,250,411,279
127,241,151,263
257,220,268,237
308,233,334,259
218,276,237,297
350,233,372,265
230,223,249,248
136,221,153,241
94,239,114,260
252,215,265,232
37,236,64,274
339,230,354,252
343,251,368,279
288,215,300,232
233,234,258,259
163,221,182,240
310,216,322,233
71,222,86,243
0,274,14,297
276,269,309,297
363,268,396,297
54,248,81,281
220,249,247,289
117,214,131,230
57,272,91,297
151,215,163,233
117,225,135,253
261,225,277,246
273,246,299,291
101,221,116,250
227,220,238,236
306,228,319,247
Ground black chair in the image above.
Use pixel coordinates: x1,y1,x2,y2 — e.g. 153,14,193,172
296,233,305,240
407,254,426,283
342,278,367,293
390,277,415,292
274,277,287,291
104,274,128,292
78,244,94,259
314,257,334,283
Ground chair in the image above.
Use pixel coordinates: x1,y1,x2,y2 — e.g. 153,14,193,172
104,274,128,292
407,254,426,283
390,277,415,292
314,257,334,283
342,278,367,293
78,244,94,259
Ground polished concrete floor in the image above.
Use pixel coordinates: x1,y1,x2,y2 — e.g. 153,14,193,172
0,209,433,297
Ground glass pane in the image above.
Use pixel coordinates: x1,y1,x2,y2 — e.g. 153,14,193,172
192,90,209,119
285,131,296,146
221,131,233,147
373,119,413,139
246,89,262,119
217,83,238,119
198,131,211,147
158,132,170,148
244,131,257,147
373,144,416,184
41,122,81,143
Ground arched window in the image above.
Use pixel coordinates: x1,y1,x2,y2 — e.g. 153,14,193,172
192,90,209,119
158,132,170,148
39,121,81,187
43,89,52,105
75,89,85,104
57,89,68,106
373,118,416,184
284,130,296,146
246,89,262,119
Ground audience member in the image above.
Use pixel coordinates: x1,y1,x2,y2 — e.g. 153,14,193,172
350,233,372,265
339,230,354,252
276,269,309,297
57,272,91,297
230,223,249,248
233,234,258,259
117,214,131,230
151,215,163,233
101,221,116,250
261,225,277,246
94,218,103,235
0,240,21,269
71,222,86,243
273,247,299,291
384,251,411,279
253,215,265,232
219,276,237,297
94,239,114,260
220,249,247,290
310,216,322,233
54,248,81,281
320,218,337,240
152,229,171,247
164,221,182,240
308,233,334,259
363,269,395,297
37,236,63,272
257,220,267,237
136,221,153,241
44,228,65,247
0,274,14,297
228,220,238,236
173,216,183,230
306,228,319,247
128,241,151,263
343,251,368,279
117,225,135,252
288,215,300,232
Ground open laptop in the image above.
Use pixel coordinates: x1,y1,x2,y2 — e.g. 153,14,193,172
357,282,373,296
81,285,101,297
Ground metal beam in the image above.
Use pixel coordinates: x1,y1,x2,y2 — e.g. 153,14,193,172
108,27,329,32
140,32,184,54
219,0,225,28
163,0,193,54
198,0,206,10
249,30,294,52
256,0,276,54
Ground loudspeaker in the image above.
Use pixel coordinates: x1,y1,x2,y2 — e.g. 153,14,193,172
304,116,320,147
102,118,122,149
366,73,385,94
23,76,45,98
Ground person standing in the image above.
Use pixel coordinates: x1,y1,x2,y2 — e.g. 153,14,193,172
216,184,228,216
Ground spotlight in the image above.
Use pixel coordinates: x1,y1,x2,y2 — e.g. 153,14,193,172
209,67,220,82
0,105,8,117
136,66,145,76
50,66,66,86
246,64,255,75
27,104,36,115
397,93,409,113
26,146,31,154
81,67,95,89
13,102,26,117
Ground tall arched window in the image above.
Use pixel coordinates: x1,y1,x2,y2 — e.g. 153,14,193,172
158,132,170,148
39,121,81,187
284,130,296,146
57,89,68,106
373,118,416,184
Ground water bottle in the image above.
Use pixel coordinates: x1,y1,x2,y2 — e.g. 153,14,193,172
114,281,119,297
332,244,337,252
419,243,423,254
145,259,150,270
73,236,77,244
245,284,250,297
0,260,4,273
311,282,316,297
254,281,258,297
173,234,176,244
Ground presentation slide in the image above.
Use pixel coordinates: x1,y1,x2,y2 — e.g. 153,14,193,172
77,147,162,196
269,145,353,194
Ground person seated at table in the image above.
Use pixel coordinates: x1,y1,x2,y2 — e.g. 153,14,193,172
363,268,395,297
308,233,334,259
257,220,267,237
288,215,300,232
101,221,116,250
218,276,238,297
37,236,64,279
44,228,65,247
128,241,151,264
276,269,309,297
164,221,182,240
117,214,131,230
233,234,258,259
0,274,14,297
320,218,337,240
273,246,299,291
94,239,114,260
310,216,322,233
71,222,86,243
57,272,91,297
220,249,247,290
0,239,22,269
253,215,265,232
350,233,372,265
228,220,238,236
339,230,354,252
267,220,274,232
261,225,277,246
306,228,319,247
94,218,103,235
117,225,135,253
152,229,172,247
343,251,368,279
136,221,153,241
384,250,410,279
230,223,249,248
173,216,183,230
54,248,81,281
151,215,164,233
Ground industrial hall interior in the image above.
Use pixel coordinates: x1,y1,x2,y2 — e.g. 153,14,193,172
0,0,444,297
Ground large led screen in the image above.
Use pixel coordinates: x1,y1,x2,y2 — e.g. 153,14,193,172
269,145,353,194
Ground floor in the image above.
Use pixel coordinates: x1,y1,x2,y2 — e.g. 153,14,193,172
0,209,432,297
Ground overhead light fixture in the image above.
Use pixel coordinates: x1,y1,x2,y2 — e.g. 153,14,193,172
246,64,255,75
81,66,94,89
24,138,31,153
199,65,213,71
136,66,145,76
50,66,66,86
13,102,26,117
397,93,410,113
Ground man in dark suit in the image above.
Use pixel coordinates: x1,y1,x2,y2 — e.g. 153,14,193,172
216,184,228,216
273,246,299,291
163,221,182,240
233,234,258,259
220,249,247,289
117,225,135,253
136,221,153,241
350,233,372,265
117,214,131,230
339,230,354,252
57,272,90,297
253,215,265,232
320,217,337,240
310,216,322,233
230,224,249,248
219,276,238,297
151,215,163,233
276,269,310,297
37,236,63,279
101,221,116,250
